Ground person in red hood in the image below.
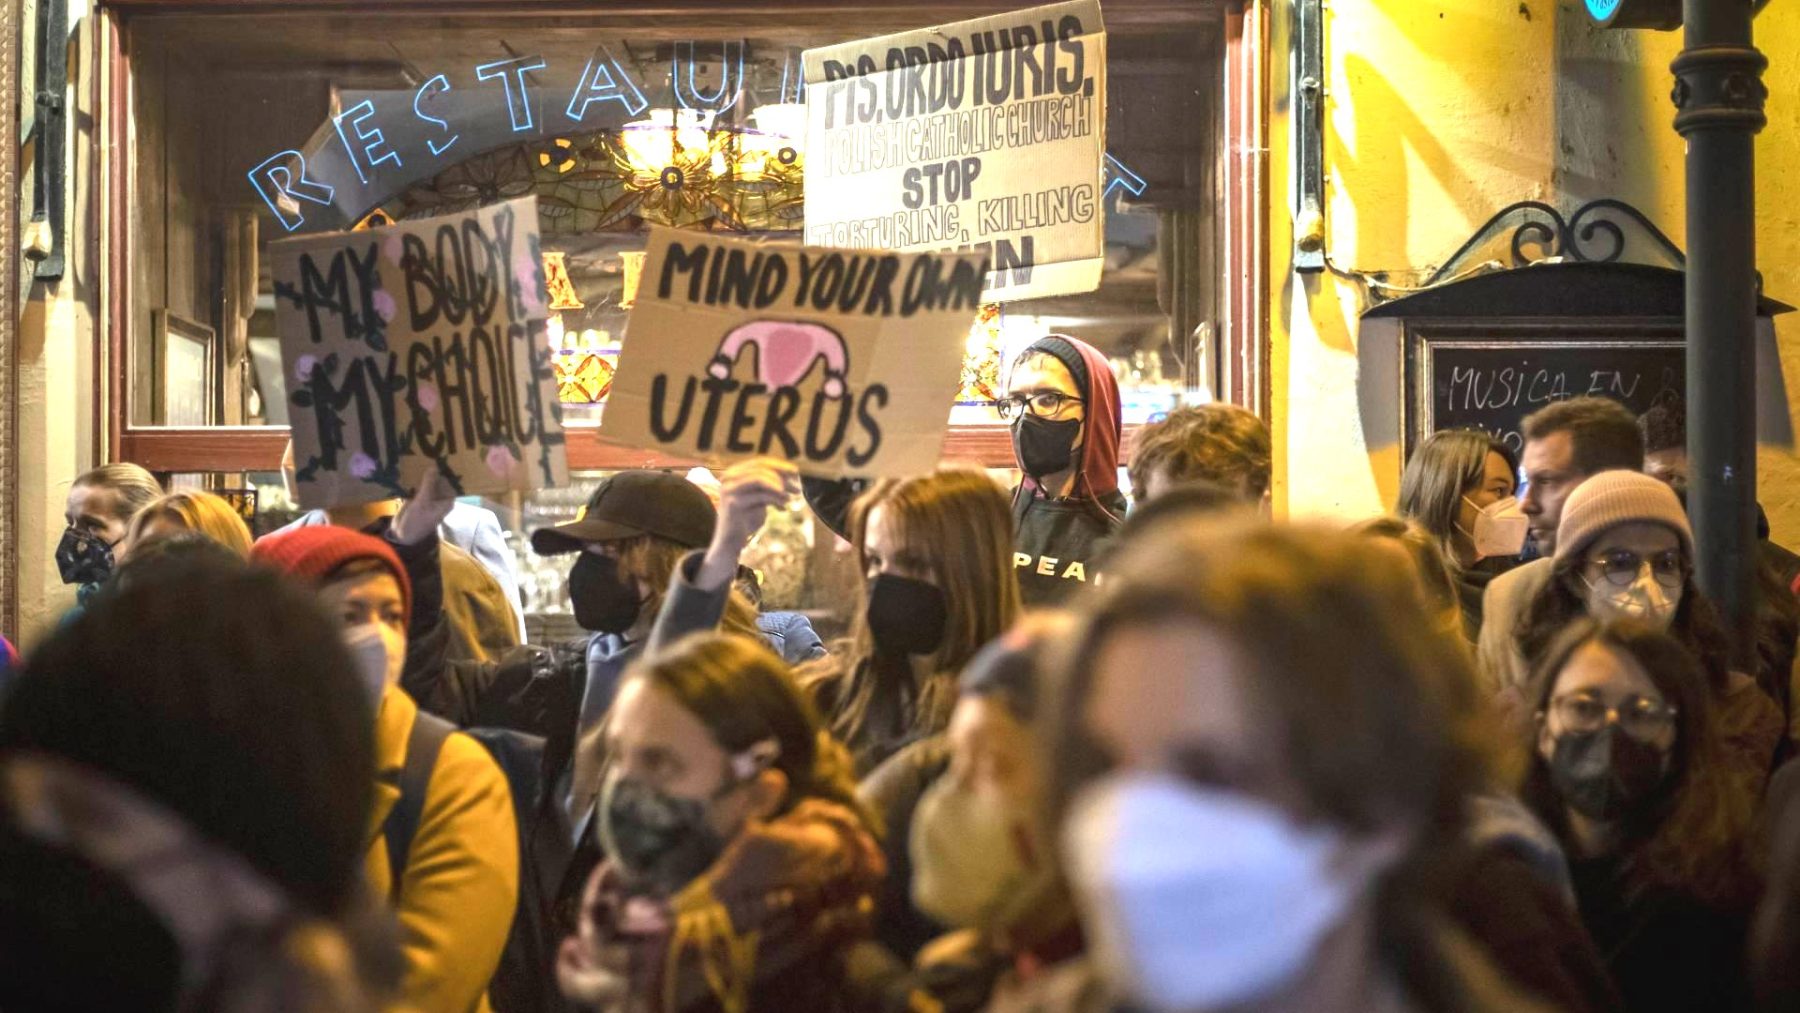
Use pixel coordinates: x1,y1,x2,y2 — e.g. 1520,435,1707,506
999,335,1126,606
801,334,1123,608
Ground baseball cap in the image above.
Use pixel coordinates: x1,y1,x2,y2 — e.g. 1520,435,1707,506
530,470,717,555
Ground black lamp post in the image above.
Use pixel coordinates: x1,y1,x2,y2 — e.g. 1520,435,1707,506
1588,0,1767,663
1673,2,1766,665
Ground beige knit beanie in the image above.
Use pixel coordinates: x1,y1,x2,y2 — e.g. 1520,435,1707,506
1554,470,1694,563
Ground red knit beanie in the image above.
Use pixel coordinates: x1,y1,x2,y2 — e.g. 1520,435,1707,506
250,526,412,616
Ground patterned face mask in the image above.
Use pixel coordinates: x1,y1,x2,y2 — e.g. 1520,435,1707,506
596,739,778,895
56,527,116,587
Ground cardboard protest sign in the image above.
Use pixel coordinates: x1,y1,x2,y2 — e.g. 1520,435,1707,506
271,196,567,509
803,0,1107,301
602,227,987,479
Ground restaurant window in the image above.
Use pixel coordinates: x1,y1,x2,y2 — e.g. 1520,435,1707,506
110,1,1262,622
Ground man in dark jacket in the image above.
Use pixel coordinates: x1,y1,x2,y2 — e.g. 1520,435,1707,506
805,333,1125,608
1001,335,1126,605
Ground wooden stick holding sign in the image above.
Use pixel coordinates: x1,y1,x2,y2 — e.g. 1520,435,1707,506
602,227,988,479
271,196,568,510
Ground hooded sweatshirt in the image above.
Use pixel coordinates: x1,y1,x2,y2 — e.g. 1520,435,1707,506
1010,336,1126,607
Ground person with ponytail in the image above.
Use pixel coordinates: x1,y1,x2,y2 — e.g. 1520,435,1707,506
557,633,893,1013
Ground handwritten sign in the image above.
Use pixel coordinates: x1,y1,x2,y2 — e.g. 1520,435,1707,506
602,227,987,478
271,196,567,510
803,1,1107,301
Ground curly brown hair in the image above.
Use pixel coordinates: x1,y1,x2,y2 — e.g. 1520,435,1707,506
1127,404,1271,503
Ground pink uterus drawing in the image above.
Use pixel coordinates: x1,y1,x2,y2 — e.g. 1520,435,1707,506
707,320,850,398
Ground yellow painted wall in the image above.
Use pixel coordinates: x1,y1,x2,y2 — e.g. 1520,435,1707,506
1268,0,1800,542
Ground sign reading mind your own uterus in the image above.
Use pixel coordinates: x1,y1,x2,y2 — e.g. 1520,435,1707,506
272,196,568,510
602,227,988,479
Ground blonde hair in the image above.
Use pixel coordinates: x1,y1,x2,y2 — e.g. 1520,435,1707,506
73,463,162,523
124,491,254,560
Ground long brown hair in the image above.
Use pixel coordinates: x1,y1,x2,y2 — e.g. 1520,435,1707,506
614,534,761,641
799,469,1022,768
1397,429,1516,568
1518,618,1759,904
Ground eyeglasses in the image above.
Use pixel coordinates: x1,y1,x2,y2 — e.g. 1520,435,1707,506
994,391,1084,421
1587,548,1686,589
1548,690,1678,740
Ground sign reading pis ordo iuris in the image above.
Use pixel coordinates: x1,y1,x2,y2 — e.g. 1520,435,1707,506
802,0,1106,302
602,228,987,479
271,196,567,510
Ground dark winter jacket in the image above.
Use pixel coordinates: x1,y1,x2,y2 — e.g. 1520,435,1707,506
1567,855,1755,1013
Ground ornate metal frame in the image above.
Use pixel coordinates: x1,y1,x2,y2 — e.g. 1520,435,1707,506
1423,198,1687,287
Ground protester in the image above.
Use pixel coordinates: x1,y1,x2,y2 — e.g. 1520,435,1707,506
798,469,1023,775
900,613,1089,1012
402,467,768,819
57,462,161,607
1035,518,1573,1012
1398,430,1525,639
1516,470,1783,798
1519,619,1761,1013
278,440,529,643
557,633,892,1012
803,336,1121,607
1478,397,1646,692
0,549,397,1011
252,518,520,1013
1126,402,1272,508
118,489,254,561
999,335,1126,604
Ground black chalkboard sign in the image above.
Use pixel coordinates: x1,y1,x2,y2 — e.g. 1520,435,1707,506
1404,319,1684,454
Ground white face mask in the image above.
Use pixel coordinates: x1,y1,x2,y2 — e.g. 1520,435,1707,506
1462,495,1529,558
1062,773,1374,1012
1585,567,1680,629
343,623,393,709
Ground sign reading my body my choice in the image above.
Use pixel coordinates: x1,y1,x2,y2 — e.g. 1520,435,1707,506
272,196,568,510
803,0,1107,301
602,228,988,479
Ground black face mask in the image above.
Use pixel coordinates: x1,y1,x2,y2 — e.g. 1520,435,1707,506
1012,415,1082,479
598,774,729,895
56,528,116,587
1548,725,1670,822
867,573,948,658
569,553,643,635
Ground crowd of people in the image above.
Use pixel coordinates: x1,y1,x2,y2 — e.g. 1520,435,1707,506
4,332,1800,1013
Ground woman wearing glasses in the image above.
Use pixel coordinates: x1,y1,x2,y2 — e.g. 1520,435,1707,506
1516,469,1782,804
1520,619,1761,1013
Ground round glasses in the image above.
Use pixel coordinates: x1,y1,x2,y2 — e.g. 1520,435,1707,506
1586,548,1686,589
1548,690,1677,740
994,391,1084,421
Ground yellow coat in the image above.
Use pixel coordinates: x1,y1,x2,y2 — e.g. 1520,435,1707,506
366,687,519,1013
